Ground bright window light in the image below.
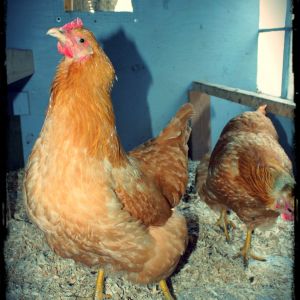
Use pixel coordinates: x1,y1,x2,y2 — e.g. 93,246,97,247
114,0,133,12
65,0,133,12
259,0,287,28
257,0,293,100
257,31,285,97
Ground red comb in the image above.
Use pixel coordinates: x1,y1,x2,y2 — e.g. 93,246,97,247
61,18,83,31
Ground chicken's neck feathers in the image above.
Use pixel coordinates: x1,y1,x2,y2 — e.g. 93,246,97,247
46,54,128,167
272,172,294,195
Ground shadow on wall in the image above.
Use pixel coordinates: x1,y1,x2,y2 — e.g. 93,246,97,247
268,113,296,176
101,29,153,151
6,77,32,170
7,76,32,111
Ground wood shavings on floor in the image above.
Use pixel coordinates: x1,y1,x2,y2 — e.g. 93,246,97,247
4,160,294,299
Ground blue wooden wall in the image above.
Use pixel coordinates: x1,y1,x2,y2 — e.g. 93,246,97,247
6,0,294,165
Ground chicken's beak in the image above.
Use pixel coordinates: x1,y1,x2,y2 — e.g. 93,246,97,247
47,28,66,43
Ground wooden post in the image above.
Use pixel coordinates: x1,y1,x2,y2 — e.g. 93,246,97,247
188,91,211,160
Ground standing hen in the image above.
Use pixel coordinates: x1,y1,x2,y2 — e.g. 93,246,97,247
23,18,194,299
196,105,295,264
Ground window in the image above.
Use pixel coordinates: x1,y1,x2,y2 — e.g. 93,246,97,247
64,0,133,13
257,0,293,100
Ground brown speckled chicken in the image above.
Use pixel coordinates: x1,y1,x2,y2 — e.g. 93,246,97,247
23,18,193,299
196,105,295,264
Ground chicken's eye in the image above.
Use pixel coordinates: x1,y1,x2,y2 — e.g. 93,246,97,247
79,38,85,43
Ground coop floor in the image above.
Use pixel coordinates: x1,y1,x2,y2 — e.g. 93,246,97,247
4,160,294,300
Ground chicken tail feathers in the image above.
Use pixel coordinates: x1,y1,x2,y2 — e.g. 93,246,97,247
129,103,194,208
256,104,267,114
156,103,194,144
150,103,194,207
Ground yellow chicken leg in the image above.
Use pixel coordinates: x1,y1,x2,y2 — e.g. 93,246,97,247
215,208,236,241
159,279,174,300
235,227,266,265
94,269,112,300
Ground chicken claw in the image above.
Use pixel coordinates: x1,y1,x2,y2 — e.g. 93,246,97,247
234,227,266,266
215,209,236,241
159,279,174,300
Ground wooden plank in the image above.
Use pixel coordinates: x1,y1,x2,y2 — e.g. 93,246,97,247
188,91,211,160
6,49,34,84
192,81,295,118
64,0,73,12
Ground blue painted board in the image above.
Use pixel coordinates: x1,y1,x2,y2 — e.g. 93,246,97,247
6,0,294,169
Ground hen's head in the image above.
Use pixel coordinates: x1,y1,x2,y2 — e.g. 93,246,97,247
47,18,98,61
272,172,295,221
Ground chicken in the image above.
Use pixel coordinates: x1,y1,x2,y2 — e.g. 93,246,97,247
196,105,295,265
23,18,194,299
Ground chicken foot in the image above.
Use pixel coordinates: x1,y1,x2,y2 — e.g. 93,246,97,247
94,269,112,300
234,227,266,266
215,208,236,241
93,270,173,300
159,279,174,300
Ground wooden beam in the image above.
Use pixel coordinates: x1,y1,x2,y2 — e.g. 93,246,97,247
6,49,34,84
188,91,211,160
192,81,295,118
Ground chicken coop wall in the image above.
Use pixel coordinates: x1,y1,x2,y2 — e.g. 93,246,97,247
6,0,294,169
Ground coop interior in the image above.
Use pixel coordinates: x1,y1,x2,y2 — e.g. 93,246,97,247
2,0,296,299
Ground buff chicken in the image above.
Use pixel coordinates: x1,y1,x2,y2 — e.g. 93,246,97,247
23,18,194,299
196,105,295,265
